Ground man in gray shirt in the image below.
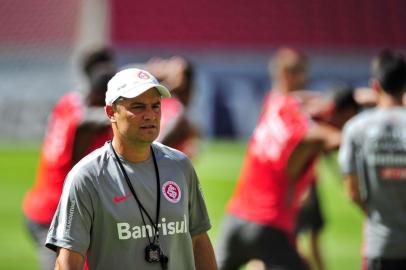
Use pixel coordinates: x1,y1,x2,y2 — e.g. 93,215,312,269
339,50,406,270
46,67,217,270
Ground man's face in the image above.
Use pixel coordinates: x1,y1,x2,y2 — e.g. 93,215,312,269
112,88,161,145
286,64,307,91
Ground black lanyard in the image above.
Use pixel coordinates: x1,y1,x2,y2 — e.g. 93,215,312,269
109,141,161,245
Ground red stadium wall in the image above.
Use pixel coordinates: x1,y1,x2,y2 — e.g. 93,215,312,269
0,0,80,46
111,0,406,49
1,0,403,49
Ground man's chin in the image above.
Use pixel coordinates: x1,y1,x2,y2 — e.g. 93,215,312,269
140,134,159,144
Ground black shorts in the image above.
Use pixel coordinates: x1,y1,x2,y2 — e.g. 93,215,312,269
215,214,308,270
295,183,325,235
364,257,406,270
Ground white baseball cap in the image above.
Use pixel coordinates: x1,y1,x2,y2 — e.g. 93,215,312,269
105,68,171,105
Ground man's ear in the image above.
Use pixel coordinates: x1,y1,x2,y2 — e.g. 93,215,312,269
105,105,116,123
369,78,382,94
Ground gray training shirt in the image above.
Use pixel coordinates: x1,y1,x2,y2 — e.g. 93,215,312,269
339,107,406,259
46,142,211,269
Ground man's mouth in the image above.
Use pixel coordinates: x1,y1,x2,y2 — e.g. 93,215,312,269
140,124,157,130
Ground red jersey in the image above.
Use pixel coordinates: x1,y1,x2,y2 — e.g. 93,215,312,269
227,91,316,234
23,92,112,224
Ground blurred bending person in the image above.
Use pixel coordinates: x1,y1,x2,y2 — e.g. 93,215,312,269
339,50,406,270
22,47,116,270
147,56,201,158
215,48,341,270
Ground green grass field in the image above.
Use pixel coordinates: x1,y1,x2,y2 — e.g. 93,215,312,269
0,140,363,270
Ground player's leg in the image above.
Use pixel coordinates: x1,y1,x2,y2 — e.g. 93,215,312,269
296,183,325,270
309,230,325,270
308,184,325,270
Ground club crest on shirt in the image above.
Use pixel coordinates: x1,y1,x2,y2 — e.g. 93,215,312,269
162,181,181,203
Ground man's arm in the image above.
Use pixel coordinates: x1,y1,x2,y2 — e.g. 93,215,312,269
192,232,217,270
161,118,199,146
54,248,85,270
287,122,341,183
343,174,366,213
72,106,111,164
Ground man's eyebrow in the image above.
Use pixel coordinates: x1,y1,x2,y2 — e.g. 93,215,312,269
128,101,145,106
128,100,161,106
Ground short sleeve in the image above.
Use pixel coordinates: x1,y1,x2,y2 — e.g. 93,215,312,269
338,120,358,175
45,167,94,256
184,159,211,236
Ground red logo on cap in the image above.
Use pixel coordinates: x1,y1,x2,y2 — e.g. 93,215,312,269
162,181,181,203
138,71,150,80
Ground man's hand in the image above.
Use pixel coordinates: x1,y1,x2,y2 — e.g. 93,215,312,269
146,56,187,91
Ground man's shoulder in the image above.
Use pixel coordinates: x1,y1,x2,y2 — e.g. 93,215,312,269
68,144,110,179
152,142,190,164
51,91,84,121
55,91,83,108
344,109,376,131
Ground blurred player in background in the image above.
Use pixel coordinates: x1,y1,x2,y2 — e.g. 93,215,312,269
147,56,201,158
22,47,116,270
215,47,341,270
339,50,406,270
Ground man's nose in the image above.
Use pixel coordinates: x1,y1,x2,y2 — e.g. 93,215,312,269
143,106,157,120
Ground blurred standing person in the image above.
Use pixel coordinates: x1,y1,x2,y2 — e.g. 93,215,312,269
22,47,116,270
215,48,341,270
339,50,406,270
45,68,217,270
